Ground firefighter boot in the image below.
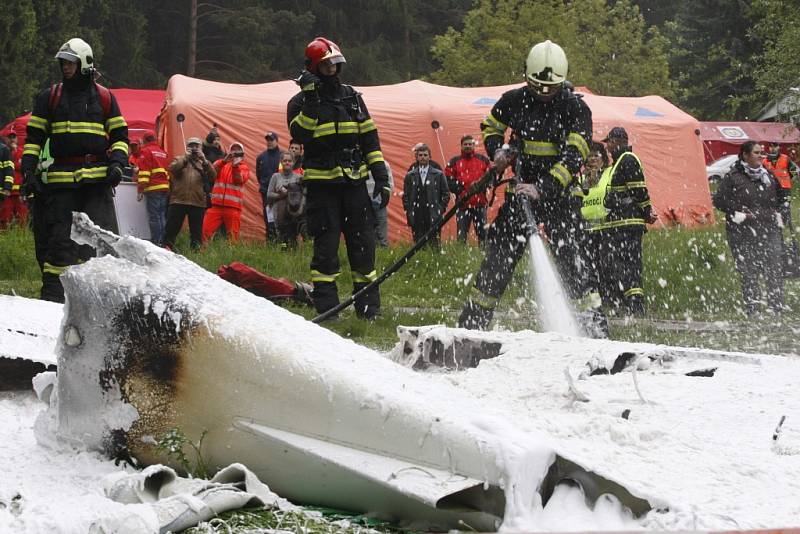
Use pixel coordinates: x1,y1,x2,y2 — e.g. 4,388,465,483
458,298,496,330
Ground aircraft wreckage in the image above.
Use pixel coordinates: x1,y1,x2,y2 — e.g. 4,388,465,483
43,214,659,530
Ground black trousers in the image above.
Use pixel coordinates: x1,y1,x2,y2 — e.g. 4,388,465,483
582,228,615,307
458,194,584,329
306,181,379,317
727,224,784,313
164,204,205,251
40,185,118,303
606,225,646,314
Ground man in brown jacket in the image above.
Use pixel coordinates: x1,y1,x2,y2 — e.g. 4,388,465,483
164,137,216,251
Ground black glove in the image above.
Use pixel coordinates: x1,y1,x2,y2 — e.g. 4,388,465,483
107,162,124,187
373,183,391,209
296,70,320,92
22,170,43,199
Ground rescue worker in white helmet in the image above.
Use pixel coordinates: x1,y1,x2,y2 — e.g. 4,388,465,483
458,40,593,330
287,37,390,320
21,37,129,303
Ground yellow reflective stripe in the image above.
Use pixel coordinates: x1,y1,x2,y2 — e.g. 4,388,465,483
365,150,384,165
110,141,128,155
549,162,571,188
313,122,336,138
624,287,644,297
311,269,340,283
358,118,376,134
593,218,645,230
626,181,647,188
51,121,105,135
43,262,69,275
523,140,559,156
151,167,167,175
291,112,318,131
47,167,109,184
482,113,507,133
567,132,590,159
144,184,169,192
337,121,358,135
11,184,21,191
29,115,49,131
638,200,652,208
352,270,377,283
304,165,369,181
105,116,127,131
23,143,42,157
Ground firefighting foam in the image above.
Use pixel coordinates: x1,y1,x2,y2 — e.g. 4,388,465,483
42,213,654,531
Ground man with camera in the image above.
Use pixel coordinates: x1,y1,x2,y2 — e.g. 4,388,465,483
165,137,216,252
202,141,250,243
458,40,593,330
287,37,390,320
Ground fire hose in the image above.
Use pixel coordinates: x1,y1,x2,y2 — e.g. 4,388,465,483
312,170,516,323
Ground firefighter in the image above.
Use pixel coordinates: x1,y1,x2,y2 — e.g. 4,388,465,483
602,127,657,315
458,40,592,330
287,37,390,320
21,37,128,303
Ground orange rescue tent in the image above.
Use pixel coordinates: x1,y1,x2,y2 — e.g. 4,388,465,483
158,75,712,243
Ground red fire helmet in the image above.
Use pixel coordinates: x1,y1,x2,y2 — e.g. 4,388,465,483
305,37,346,74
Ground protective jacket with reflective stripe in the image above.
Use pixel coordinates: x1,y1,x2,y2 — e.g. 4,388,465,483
480,85,592,202
603,149,652,227
764,153,791,190
210,159,250,210
21,74,128,189
0,143,12,193
287,79,388,187
137,141,171,194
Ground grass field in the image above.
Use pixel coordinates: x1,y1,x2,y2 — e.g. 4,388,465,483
2,211,799,353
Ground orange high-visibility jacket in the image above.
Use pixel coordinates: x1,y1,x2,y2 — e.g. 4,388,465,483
211,159,250,210
765,153,792,190
137,141,171,194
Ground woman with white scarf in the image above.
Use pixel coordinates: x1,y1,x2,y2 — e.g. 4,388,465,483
712,140,788,316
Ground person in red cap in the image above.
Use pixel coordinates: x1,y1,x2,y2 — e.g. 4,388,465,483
202,141,250,243
287,37,390,320
136,131,170,245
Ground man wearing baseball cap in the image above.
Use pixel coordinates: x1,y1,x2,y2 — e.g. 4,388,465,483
257,132,281,243
601,126,657,316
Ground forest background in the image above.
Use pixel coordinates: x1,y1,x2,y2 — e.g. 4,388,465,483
1,0,798,125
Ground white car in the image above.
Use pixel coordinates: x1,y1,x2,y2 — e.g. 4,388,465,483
706,154,738,182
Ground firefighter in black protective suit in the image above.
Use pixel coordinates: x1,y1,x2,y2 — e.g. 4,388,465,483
21,38,128,303
459,40,593,330
601,127,657,315
287,37,390,320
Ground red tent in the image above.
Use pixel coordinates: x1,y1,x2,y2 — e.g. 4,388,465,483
700,122,799,163
0,88,166,147
159,76,713,244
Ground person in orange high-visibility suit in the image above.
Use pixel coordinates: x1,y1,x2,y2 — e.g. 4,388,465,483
202,141,250,243
764,141,793,228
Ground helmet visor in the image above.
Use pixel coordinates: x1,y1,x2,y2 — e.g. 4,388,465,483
55,50,80,63
527,78,563,99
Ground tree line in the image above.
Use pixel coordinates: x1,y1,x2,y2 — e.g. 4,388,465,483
1,0,797,125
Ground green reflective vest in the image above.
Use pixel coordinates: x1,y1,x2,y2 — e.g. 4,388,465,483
581,167,612,226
